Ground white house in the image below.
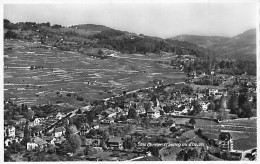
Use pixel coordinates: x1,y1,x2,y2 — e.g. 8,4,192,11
209,88,218,95
27,137,47,151
5,126,16,138
54,126,66,138
199,101,210,111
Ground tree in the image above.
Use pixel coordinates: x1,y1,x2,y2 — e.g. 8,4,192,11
207,101,215,111
220,95,227,109
88,129,97,137
132,92,138,98
187,149,198,159
147,146,160,157
76,109,82,114
221,151,231,160
128,107,137,119
68,134,82,153
86,110,95,123
101,129,109,142
4,150,12,162
176,150,188,161
241,102,253,118
228,94,239,114
182,85,193,95
65,124,78,138
197,129,202,136
163,106,171,113
170,126,178,133
5,30,18,39
73,115,88,129
119,115,127,121
21,122,30,147
189,100,202,115
26,109,35,120
123,137,133,149
189,118,196,125
238,94,247,108
144,102,151,111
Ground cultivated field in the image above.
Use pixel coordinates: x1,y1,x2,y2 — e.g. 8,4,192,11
4,40,186,107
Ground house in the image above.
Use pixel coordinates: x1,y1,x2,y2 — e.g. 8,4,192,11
209,88,218,95
199,101,210,111
5,125,16,138
54,126,66,138
91,123,100,130
4,138,13,147
173,106,186,115
136,103,146,115
146,107,161,118
80,123,90,135
107,137,124,150
218,132,233,151
101,117,114,124
17,118,27,125
4,137,22,147
83,138,101,147
182,106,192,114
29,117,40,127
27,137,47,151
56,112,66,120
218,89,227,96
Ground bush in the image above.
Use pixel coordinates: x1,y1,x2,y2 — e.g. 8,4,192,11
76,96,84,101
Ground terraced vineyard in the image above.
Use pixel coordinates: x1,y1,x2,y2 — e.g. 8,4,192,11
4,40,186,107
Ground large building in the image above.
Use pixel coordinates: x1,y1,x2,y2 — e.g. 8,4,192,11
218,132,233,151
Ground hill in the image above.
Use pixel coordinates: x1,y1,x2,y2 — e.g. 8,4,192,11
169,29,256,61
70,24,111,32
208,29,256,61
170,35,229,49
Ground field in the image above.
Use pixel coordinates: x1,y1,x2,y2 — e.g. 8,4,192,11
196,118,257,151
4,40,186,107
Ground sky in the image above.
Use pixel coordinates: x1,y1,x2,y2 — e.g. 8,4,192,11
4,2,257,38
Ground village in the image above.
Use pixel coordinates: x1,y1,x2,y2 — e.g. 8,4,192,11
3,13,257,161
4,56,257,161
